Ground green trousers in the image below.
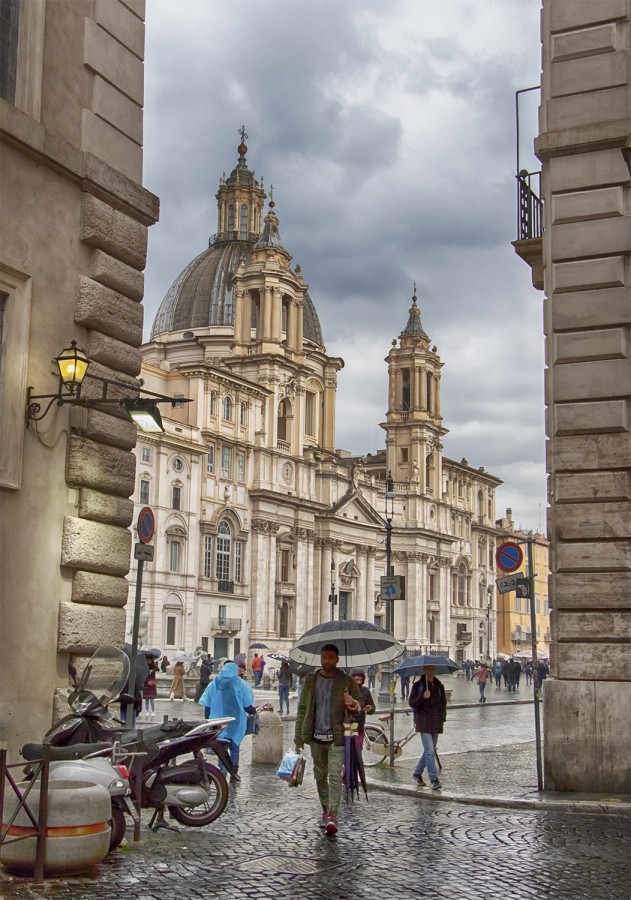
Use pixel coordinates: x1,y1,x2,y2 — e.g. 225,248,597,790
309,741,344,817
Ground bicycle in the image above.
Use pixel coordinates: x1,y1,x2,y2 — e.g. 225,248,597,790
362,711,418,766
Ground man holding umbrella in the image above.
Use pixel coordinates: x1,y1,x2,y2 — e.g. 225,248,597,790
409,663,447,790
294,644,362,836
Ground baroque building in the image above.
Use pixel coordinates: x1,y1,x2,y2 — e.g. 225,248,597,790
129,138,502,667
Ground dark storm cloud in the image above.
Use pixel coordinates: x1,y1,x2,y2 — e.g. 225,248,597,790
142,0,545,530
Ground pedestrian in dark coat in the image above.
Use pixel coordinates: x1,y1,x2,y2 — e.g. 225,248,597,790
195,655,213,702
142,657,158,716
409,666,447,789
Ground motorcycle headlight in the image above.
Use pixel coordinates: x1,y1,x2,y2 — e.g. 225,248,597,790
71,700,93,714
108,779,125,791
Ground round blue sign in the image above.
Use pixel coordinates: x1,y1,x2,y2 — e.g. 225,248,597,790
137,506,155,544
496,541,523,573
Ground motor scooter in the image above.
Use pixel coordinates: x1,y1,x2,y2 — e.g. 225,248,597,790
41,646,237,830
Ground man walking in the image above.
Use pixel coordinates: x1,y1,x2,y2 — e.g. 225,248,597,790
295,644,362,836
194,654,213,702
251,653,262,686
409,664,447,790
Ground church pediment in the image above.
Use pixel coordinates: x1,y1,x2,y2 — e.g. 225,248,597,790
326,491,385,527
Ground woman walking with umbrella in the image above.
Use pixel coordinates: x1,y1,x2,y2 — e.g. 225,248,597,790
409,663,447,790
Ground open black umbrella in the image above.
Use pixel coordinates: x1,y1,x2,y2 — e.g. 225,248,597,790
249,642,269,650
290,619,404,669
394,655,460,677
269,652,314,679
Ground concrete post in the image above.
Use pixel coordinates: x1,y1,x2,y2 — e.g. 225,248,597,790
251,709,283,764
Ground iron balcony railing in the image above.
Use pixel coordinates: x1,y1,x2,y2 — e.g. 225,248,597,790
517,170,543,240
212,617,241,632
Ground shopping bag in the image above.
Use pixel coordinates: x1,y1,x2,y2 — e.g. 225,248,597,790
276,749,300,781
288,754,306,787
245,711,260,736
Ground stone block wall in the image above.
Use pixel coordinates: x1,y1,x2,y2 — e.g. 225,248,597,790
537,0,631,792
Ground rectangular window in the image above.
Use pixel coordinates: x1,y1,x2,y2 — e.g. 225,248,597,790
536,594,540,614
0,267,32,489
139,479,150,505
172,486,181,510
216,533,230,581
428,572,435,601
235,541,243,582
206,445,215,474
203,534,213,578
280,549,290,582
240,402,247,427
305,392,315,436
141,447,151,463
236,452,245,482
220,446,232,479
209,391,216,417
166,615,176,646
169,541,180,573
218,604,227,621
0,0,20,104
400,447,408,463
515,595,521,613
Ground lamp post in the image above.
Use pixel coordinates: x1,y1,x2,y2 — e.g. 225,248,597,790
486,586,493,659
328,559,337,621
378,472,396,710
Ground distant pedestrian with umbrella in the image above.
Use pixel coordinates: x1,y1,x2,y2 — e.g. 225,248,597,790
169,660,186,701
277,660,292,715
409,664,447,790
251,653,262,686
349,668,375,741
294,644,362,836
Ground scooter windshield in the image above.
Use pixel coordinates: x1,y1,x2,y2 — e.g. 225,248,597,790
75,646,130,709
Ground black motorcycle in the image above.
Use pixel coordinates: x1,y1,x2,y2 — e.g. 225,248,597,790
42,646,237,828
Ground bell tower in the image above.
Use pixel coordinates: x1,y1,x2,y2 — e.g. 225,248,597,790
382,289,447,493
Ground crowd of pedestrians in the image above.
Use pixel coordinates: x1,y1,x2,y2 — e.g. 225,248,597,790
463,656,550,696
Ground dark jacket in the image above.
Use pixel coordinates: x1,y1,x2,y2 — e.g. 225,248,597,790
294,668,361,747
409,675,447,735
352,684,375,731
199,660,213,685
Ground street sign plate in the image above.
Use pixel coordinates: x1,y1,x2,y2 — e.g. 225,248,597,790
380,575,403,600
496,541,524,573
496,574,522,594
137,506,155,544
134,542,154,561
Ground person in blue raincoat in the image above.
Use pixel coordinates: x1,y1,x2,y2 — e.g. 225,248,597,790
198,661,255,780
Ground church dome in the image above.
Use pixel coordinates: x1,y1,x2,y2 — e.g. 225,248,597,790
150,135,324,347
150,239,324,346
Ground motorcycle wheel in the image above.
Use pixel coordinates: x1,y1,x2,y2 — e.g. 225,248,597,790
109,805,127,851
167,762,228,826
362,724,389,766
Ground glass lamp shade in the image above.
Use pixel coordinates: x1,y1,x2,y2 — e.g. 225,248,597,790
126,399,164,433
56,340,90,393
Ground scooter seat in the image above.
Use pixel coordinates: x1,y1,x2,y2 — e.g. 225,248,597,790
21,742,111,761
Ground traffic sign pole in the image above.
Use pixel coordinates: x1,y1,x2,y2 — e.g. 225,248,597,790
526,534,543,791
126,508,155,748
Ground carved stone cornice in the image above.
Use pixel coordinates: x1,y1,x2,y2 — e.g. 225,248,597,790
251,518,281,534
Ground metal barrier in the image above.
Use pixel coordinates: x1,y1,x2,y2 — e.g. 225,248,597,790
0,745,50,884
516,170,543,240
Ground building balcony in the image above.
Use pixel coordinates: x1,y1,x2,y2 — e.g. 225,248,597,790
277,440,290,453
512,170,543,290
512,631,532,643
456,632,472,645
276,580,296,597
217,580,234,594
212,617,241,633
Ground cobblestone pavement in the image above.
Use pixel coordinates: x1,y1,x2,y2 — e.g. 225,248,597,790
2,693,629,899
2,760,629,900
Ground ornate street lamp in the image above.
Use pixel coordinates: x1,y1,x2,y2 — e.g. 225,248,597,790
378,471,396,709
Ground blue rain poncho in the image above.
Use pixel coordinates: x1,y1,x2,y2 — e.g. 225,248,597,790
198,662,254,746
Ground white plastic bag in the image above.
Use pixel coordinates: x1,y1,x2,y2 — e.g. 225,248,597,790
276,748,300,781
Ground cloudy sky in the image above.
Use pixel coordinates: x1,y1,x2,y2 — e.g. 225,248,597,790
142,0,546,533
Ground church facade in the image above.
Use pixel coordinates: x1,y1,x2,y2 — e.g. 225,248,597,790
128,139,502,664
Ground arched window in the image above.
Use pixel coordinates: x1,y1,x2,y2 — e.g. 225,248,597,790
240,204,248,239
478,490,484,517
240,402,247,427
216,520,232,582
223,396,233,421
227,205,235,231
425,453,434,494
163,594,183,647
281,301,288,335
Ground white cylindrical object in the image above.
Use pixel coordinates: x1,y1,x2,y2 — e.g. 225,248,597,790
1,780,111,875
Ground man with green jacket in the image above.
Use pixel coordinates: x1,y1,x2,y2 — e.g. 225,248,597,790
294,643,362,835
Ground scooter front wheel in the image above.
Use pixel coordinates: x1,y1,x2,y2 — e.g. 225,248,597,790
109,805,127,851
167,762,228,826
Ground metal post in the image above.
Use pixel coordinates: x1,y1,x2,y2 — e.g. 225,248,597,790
126,558,144,727
34,746,50,884
526,534,544,791
329,559,336,621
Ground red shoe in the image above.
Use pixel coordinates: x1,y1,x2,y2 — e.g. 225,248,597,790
318,811,328,829
325,816,338,835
